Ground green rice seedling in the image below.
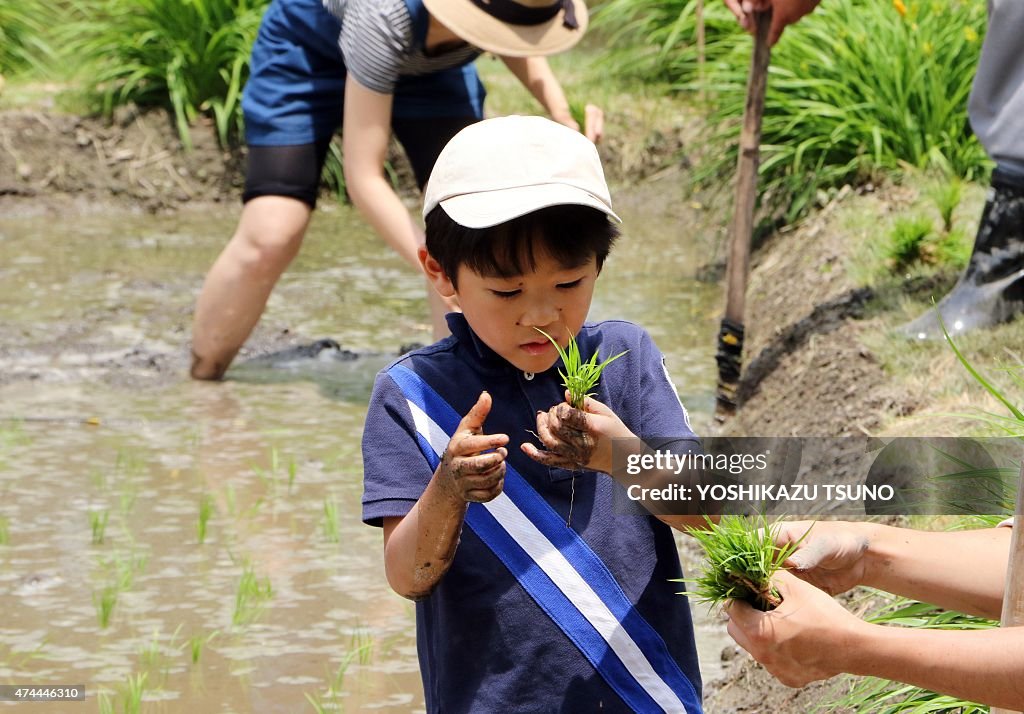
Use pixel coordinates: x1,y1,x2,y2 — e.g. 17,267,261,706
288,457,298,492
534,328,628,410
225,484,238,516
885,215,934,272
322,140,349,204
122,671,147,714
683,515,804,611
95,584,119,628
0,517,8,546
187,630,218,665
197,493,214,544
322,497,340,543
119,487,137,517
927,178,964,234
233,561,273,626
90,509,109,545
97,690,115,714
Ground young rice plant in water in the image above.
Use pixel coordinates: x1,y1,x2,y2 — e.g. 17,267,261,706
534,328,628,410
684,515,803,611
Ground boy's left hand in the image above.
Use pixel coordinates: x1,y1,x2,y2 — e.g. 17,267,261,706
521,392,633,474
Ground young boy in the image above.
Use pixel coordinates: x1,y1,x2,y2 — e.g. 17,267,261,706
361,116,704,713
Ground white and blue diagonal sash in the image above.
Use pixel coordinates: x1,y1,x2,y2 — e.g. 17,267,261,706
388,365,702,714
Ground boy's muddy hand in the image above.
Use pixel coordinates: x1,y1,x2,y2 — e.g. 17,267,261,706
522,393,632,474
437,391,509,503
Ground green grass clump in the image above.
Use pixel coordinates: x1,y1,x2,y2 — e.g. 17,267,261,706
927,178,963,234
0,517,8,546
62,0,267,148
885,215,934,272
684,516,803,611
534,328,628,409
601,0,989,222
0,2,54,76
709,0,988,222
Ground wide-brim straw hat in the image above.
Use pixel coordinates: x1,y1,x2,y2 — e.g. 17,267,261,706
422,0,589,57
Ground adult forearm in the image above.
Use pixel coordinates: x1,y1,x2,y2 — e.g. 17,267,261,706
384,476,468,600
860,523,1010,618
501,56,574,126
845,624,1024,709
347,173,424,270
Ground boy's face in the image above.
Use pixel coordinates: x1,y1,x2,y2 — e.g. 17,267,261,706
424,244,599,374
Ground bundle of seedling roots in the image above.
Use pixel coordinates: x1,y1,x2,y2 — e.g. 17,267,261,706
684,515,803,612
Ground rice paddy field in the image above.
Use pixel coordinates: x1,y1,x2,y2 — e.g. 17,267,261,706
0,189,728,712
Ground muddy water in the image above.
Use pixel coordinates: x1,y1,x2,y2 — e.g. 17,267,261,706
0,185,728,713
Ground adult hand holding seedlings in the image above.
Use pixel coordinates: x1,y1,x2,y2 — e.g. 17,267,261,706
724,569,868,687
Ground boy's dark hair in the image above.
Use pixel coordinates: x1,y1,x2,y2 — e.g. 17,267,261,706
425,204,619,287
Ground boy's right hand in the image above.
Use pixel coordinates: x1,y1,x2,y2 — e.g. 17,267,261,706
436,391,509,504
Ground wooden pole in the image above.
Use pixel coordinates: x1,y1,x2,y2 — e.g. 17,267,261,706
991,461,1024,714
714,10,772,418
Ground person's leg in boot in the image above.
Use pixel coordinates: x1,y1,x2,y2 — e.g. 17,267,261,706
898,171,1024,341
899,0,1024,340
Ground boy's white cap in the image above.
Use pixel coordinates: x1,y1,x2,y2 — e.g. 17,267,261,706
422,115,620,228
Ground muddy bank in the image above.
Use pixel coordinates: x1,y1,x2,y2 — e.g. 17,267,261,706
0,101,688,218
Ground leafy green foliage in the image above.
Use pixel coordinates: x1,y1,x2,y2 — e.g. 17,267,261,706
596,0,989,222
0,1,55,75
711,0,988,221
885,216,934,272
534,328,628,409
592,0,741,86
62,0,268,148
683,515,804,611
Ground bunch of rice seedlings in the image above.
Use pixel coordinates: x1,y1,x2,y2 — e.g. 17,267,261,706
684,515,803,611
535,328,628,409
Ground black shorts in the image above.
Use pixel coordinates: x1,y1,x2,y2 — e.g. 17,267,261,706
242,115,478,207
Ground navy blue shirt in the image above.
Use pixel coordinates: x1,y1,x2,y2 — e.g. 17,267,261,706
362,314,703,713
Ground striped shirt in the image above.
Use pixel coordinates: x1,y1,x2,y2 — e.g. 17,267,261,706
323,0,481,94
